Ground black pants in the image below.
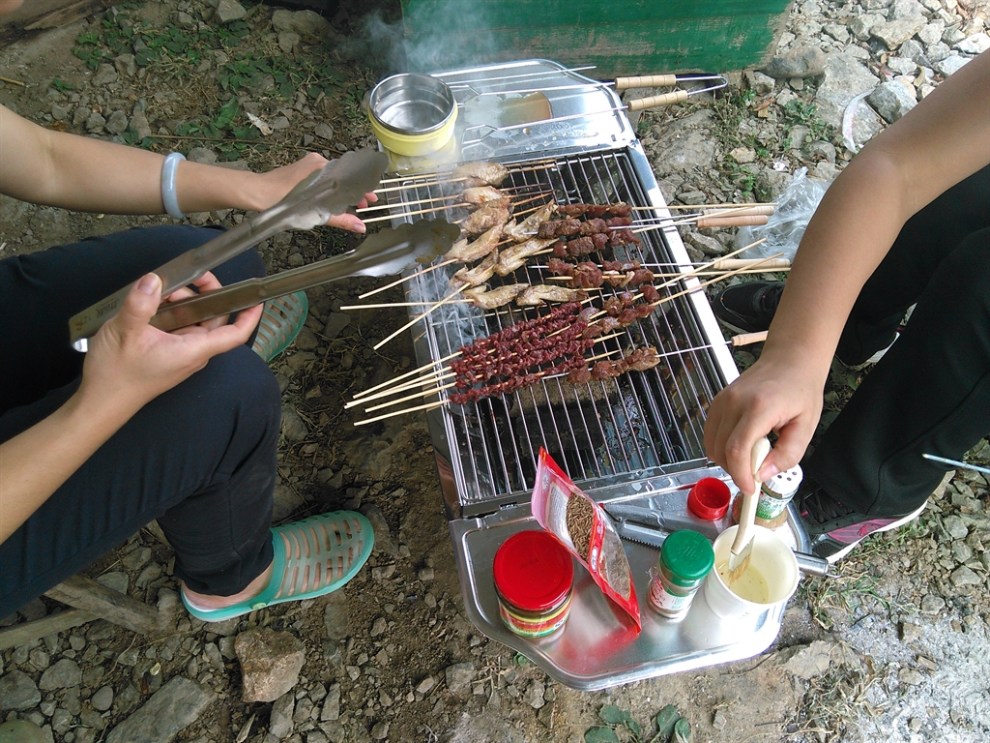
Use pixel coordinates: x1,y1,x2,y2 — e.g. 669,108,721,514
0,226,281,617
809,165,990,514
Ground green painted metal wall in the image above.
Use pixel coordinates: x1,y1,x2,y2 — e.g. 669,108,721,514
400,0,793,76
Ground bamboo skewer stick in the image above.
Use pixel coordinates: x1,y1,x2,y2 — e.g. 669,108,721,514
631,202,776,210
355,193,465,213
372,284,466,351
361,202,469,224
341,265,789,310
375,161,557,189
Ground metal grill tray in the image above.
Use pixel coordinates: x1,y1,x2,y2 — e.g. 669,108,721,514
449,469,806,689
390,146,738,517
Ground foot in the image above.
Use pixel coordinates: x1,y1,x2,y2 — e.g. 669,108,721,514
712,280,900,368
182,564,274,611
712,280,784,334
180,510,374,622
797,483,927,563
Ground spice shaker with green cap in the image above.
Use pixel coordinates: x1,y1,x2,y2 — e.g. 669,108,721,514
648,529,714,620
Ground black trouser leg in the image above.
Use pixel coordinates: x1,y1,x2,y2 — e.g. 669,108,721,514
836,165,990,365
0,226,279,617
809,227,990,514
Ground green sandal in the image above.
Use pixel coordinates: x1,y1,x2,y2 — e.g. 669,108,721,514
251,290,309,363
181,510,374,622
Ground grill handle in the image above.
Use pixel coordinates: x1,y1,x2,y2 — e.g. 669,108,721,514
626,90,689,111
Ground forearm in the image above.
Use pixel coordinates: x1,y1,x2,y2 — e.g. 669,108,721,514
0,104,266,215
0,391,140,544
761,153,908,375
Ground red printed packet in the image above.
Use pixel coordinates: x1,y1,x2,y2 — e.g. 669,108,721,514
531,448,641,631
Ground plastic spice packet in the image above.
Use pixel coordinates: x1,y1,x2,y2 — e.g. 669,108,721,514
530,448,641,630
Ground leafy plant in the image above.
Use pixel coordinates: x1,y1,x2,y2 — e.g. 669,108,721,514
585,703,688,743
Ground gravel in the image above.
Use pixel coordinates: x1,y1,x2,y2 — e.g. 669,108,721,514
1,1,988,741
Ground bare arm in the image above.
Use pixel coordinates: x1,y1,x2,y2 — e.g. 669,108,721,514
0,104,374,229
0,273,263,545
705,50,990,493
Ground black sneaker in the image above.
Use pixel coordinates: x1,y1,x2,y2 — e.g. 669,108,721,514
711,281,784,334
798,484,927,563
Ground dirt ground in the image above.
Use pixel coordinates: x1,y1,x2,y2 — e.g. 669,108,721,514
1,2,989,742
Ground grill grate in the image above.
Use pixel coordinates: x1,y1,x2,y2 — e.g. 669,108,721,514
384,150,728,515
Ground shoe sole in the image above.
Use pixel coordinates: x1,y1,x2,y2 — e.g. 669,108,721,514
811,500,928,563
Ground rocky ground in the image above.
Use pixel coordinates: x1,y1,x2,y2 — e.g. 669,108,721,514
1,1,989,742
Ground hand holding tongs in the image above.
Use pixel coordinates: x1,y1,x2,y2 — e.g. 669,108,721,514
69,148,391,349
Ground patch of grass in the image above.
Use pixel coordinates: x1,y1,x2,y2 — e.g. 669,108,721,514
794,664,882,742
584,703,688,743
69,5,373,161
781,98,835,145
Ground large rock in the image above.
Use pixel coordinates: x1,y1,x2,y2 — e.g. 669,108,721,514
234,628,307,703
0,670,40,711
106,677,214,743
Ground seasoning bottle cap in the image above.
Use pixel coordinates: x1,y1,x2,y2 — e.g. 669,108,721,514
493,530,574,612
687,477,731,520
660,530,715,583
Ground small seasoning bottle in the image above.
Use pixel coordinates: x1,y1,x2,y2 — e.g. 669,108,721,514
493,530,574,639
757,464,803,523
731,464,804,529
648,530,714,620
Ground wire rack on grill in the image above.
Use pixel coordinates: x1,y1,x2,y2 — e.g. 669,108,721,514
382,151,728,514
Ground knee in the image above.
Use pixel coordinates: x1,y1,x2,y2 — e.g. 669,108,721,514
932,228,990,303
154,347,281,438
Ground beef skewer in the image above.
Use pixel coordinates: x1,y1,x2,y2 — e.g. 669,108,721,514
350,331,766,425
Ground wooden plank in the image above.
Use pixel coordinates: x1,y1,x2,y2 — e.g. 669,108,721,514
0,608,95,650
45,574,165,635
0,1,118,34
401,0,793,76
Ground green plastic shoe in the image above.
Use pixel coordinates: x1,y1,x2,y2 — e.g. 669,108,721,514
181,510,374,622
251,290,309,363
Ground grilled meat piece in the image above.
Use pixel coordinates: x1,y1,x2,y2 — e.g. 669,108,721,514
463,283,528,310
503,203,557,242
460,204,510,237
461,185,511,208
451,250,498,288
495,237,556,276
515,285,586,307
445,223,503,262
452,161,510,187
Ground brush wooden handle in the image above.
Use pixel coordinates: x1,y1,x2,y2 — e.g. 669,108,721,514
730,437,772,557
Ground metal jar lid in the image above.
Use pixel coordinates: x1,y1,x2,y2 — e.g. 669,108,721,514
493,530,574,613
659,530,715,586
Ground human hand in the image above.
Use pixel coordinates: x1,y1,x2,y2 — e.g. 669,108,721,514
253,152,379,233
703,354,825,494
79,273,263,411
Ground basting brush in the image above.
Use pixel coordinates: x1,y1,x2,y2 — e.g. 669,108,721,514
725,436,772,583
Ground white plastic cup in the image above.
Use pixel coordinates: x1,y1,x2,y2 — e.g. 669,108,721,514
703,525,799,618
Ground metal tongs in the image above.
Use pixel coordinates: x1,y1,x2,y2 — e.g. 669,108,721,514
69,148,392,349
150,219,459,332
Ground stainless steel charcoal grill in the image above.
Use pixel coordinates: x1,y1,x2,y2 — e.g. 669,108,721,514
375,60,811,689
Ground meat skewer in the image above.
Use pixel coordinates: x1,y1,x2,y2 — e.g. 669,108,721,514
445,223,504,263
458,203,512,236
495,237,557,276
514,285,587,307
450,250,499,288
